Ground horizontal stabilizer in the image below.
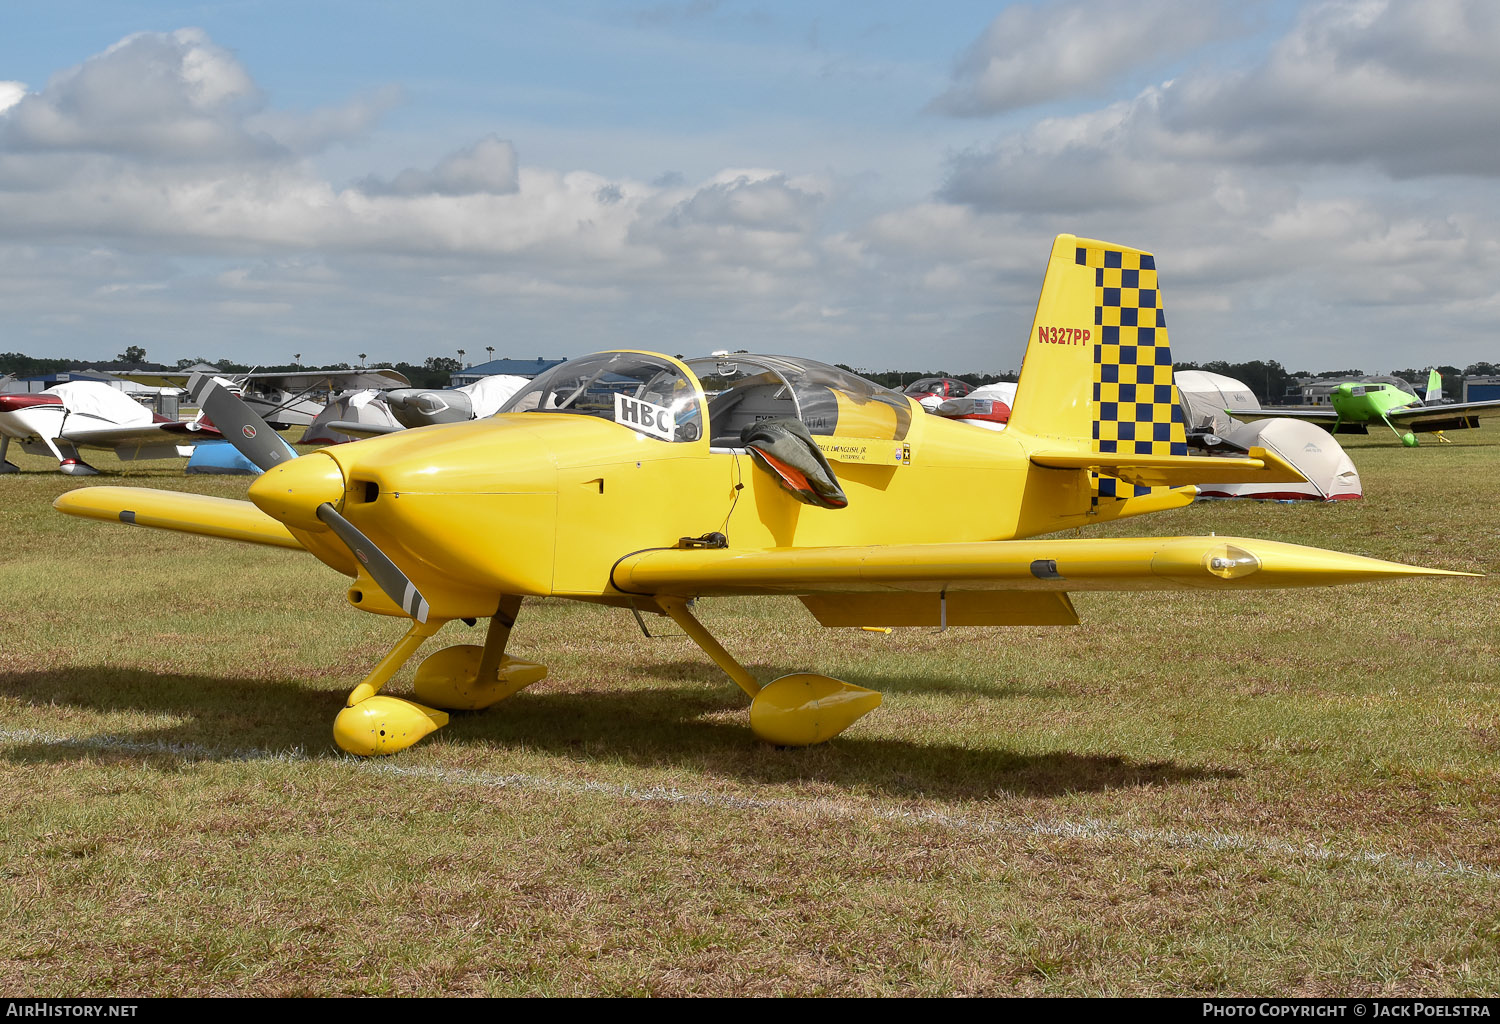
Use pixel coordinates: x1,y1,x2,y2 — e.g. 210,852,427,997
54,486,303,549
1030,447,1305,487
612,535,1474,598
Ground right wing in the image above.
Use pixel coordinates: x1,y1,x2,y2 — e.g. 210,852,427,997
63,421,223,450
54,487,303,549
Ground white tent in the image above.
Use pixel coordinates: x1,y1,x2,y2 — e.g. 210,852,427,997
1176,370,1259,437
970,381,1017,406
1198,418,1362,501
458,374,529,418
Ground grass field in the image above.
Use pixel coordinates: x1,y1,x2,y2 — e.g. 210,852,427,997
2,432,1498,996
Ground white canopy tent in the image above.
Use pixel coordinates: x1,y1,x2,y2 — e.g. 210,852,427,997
1175,370,1260,438
1198,418,1362,501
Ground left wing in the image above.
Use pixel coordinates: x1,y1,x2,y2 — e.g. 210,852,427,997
612,536,1470,613
1385,399,1500,431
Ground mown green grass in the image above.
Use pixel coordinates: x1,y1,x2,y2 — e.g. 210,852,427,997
1,432,1498,996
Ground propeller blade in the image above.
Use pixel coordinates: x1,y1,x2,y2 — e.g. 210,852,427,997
315,502,430,623
185,373,294,473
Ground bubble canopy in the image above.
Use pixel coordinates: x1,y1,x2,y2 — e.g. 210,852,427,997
497,351,706,443
686,354,911,445
495,350,912,445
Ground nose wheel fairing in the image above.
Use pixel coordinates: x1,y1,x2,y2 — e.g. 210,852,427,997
333,597,549,756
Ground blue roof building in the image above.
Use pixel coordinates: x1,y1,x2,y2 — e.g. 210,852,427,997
451,356,566,386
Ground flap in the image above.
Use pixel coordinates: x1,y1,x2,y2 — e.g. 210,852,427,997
801,591,1078,627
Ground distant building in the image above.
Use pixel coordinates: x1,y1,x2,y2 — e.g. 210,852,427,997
1,369,123,393
450,356,566,387
1464,376,1500,403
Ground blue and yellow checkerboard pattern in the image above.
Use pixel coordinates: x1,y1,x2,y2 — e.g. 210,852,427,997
1075,244,1188,509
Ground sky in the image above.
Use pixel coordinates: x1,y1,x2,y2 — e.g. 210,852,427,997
1,0,1496,374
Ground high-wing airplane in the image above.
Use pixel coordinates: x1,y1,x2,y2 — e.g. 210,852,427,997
0,380,222,475
120,368,412,427
54,235,1473,756
1228,374,1500,447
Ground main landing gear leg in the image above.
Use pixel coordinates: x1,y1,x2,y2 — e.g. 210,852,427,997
1381,415,1418,448
657,596,882,746
334,617,450,756
0,436,17,473
40,437,97,475
411,595,547,711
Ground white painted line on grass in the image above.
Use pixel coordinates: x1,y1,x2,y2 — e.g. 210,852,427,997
3,725,1496,884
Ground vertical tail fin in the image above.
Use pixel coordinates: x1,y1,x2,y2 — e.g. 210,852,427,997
1007,234,1188,515
1425,368,1442,403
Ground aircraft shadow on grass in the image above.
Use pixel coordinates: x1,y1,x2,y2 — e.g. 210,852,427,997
0,665,1235,800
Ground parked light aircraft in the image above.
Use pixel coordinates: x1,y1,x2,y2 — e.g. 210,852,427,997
120,368,412,427
312,374,531,441
54,236,1473,755
0,380,222,475
1229,373,1500,447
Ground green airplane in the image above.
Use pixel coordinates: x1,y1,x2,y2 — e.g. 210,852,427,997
1228,371,1500,447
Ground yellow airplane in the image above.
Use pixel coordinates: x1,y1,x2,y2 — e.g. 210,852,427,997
54,235,1474,756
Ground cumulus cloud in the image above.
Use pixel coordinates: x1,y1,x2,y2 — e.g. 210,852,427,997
0,29,273,161
664,171,823,231
356,134,520,196
943,0,1500,219
1160,0,1500,177
246,84,403,156
5,15,1500,375
932,0,1231,116
918,2,1500,369
0,82,24,114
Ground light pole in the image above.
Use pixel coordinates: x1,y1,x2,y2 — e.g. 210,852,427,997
293,353,301,367
358,352,367,368
486,346,494,363
457,348,466,368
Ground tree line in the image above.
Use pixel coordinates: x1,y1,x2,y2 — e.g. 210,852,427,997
0,351,467,389
5,350,1500,404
